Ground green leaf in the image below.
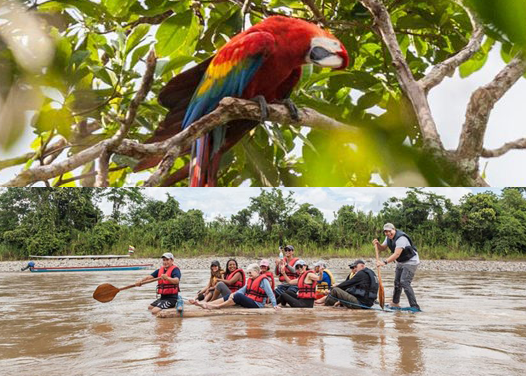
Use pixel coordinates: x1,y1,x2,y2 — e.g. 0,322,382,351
53,172,76,187
125,24,150,55
459,38,495,78
397,14,433,29
155,11,200,58
35,107,73,139
357,91,382,110
160,55,195,77
103,0,136,18
130,44,151,69
241,139,279,187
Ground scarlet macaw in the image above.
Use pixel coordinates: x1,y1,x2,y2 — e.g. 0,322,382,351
136,15,349,186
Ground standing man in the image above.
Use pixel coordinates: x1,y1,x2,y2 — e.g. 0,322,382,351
373,223,421,311
136,252,181,314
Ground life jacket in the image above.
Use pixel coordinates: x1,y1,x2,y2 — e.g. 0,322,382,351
386,230,418,262
156,265,180,296
346,268,378,306
245,274,268,303
297,270,317,299
316,269,335,292
261,271,275,290
226,268,245,292
276,257,299,282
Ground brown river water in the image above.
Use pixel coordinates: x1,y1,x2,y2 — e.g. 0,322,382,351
1,269,525,376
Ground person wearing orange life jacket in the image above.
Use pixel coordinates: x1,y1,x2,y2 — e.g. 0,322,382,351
280,260,324,308
194,264,280,310
274,245,300,304
209,259,245,301
135,252,181,314
259,259,275,291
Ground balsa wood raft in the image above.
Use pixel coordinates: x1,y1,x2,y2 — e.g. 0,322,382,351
29,255,130,259
156,305,388,318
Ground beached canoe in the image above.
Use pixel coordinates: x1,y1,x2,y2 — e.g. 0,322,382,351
29,264,153,273
29,255,130,259
156,305,392,318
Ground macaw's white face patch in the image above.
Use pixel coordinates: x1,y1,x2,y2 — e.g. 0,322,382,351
306,37,344,68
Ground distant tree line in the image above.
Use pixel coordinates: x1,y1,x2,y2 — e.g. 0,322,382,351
0,187,525,260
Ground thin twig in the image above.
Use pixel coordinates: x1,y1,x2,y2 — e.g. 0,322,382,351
482,138,526,158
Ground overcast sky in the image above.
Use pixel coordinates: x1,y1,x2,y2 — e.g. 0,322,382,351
97,187,502,222
1,42,524,186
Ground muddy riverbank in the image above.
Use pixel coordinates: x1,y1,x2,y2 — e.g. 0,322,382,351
2,257,526,273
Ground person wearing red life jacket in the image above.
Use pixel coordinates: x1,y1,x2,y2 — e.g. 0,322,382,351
279,260,324,308
194,264,280,311
274,245,300,304
259,259,275,291
208,259,245,301
135,252,181,314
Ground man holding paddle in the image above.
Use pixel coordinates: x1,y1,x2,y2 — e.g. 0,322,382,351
136,252,181,314
374,223,421,311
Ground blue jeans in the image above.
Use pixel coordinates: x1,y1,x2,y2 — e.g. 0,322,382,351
223,293,259,308
274,283,298,297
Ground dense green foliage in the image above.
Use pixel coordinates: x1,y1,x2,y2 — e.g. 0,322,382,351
1,0,524,186
1,187,525,260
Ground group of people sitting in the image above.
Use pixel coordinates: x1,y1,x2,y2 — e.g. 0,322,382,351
136,245,379,314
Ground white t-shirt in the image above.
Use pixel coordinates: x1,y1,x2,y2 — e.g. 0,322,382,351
383,236,420,265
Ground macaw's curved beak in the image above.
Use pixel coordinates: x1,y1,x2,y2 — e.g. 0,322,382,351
308,45,349,70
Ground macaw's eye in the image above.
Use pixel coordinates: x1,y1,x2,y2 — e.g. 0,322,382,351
310,46,332,61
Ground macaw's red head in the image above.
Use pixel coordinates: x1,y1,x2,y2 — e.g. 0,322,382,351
254,16,349,70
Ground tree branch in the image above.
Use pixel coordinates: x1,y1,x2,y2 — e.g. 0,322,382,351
95,151,110,187
457,56,526,160
482,138,526,158
420,2,484,93
2,98,358,187
302,0,328,26
142,98,360,186
359,0,445,153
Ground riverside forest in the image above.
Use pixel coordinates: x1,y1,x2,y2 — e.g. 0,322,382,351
0,187,525,261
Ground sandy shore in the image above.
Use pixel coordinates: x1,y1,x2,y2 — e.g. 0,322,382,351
2,256,526,273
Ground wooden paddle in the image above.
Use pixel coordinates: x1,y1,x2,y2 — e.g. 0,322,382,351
93,277,160,303
374,243,385,309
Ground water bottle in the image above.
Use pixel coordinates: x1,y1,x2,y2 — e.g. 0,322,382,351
279,246,283,259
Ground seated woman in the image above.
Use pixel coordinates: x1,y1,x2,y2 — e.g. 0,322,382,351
195,264,280,310
259,259,275,291
209,259,245,301
280,260,324,308
194,260,224,302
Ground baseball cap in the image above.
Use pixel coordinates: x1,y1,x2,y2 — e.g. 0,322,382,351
313,261,326,268
293,259,306,268
259,259,270,267
348,259,365,268
161,252,174,260
383,223,395,231
284,245,294,252
211,260,220,267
